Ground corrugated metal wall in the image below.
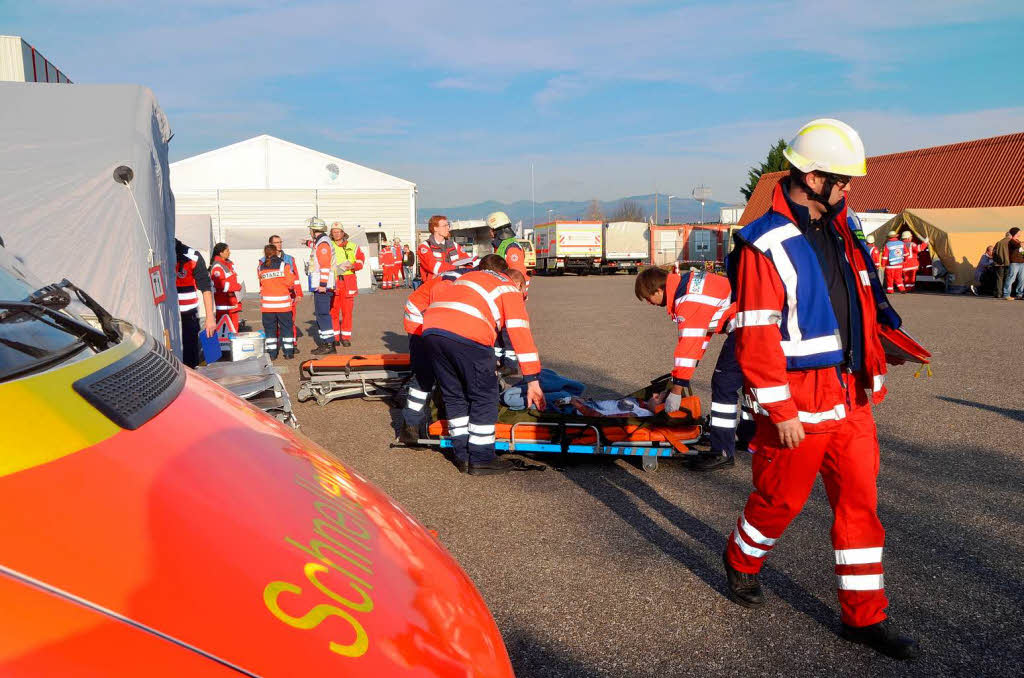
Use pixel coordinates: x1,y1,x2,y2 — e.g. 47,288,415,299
0,37,26,81
0,36,71,83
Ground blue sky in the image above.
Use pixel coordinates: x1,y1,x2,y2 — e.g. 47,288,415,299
5,1,1024,206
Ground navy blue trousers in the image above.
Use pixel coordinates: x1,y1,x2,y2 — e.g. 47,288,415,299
313,290,335,345
262,312,294,358
424,332,498,464
180,310,200,368
403,334,436,427
709,333,756,458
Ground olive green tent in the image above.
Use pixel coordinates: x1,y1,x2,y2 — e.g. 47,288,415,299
867,206,1024,286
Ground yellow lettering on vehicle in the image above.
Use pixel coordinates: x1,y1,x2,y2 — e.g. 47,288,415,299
263,579,369,658
262,458,378,661
304,562,374,613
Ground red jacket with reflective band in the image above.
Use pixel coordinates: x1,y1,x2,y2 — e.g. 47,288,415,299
868,245,881,268
335,243,366,297
312,235,335,289
422,270,541,376
665,271,734,382
419,238,471,282
733,184,890,431
258,259,299,313
403,272,463,335
175,251,200,314
210,256,242,314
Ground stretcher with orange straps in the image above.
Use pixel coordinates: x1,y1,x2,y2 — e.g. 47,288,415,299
296,353,412,406
297,353,704,470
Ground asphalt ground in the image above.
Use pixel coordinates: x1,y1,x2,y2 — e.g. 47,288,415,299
240,275,1024,678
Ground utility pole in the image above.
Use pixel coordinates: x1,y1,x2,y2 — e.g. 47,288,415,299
668,195,676,223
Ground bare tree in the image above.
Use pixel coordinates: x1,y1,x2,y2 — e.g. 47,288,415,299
584,199,604,221
610,199,645,222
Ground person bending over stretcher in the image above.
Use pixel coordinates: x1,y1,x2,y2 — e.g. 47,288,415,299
398,254,510,446
634,266,754,471
421,264,545,475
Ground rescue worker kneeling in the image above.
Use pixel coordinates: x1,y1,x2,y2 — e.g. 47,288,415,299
258,244,298,359
398,254,510,446
421,266,545,475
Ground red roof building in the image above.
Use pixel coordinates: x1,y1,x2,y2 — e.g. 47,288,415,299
738,132,1024,225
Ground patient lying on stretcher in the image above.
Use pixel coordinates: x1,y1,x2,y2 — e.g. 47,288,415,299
501,368,656,417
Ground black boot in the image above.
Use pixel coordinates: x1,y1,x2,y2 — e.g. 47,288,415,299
454,458,470,474
468,457,518,476
397,424,421,446
841,619,920,660
310,343,336,355
341,339,352,347
691,452,735,472
722,550,764,608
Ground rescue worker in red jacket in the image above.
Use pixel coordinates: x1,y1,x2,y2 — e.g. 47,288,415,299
263,234,303,351
258,244,298,359
881,230,909,293
723,119,918,659
398,254,510,445
328,223,365,347
634,265,755,471
900,231,925,291
175,238,217,368
210,242,242,334
486,211,530,372
866,234,881,268
422,267,545,475
380,240,396,290
419,214,472,282
308,219,337,355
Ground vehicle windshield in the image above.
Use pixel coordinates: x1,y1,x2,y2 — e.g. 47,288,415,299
520,240,533,252
0,247,96,383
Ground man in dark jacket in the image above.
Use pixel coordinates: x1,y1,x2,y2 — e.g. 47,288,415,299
992,228,1018,298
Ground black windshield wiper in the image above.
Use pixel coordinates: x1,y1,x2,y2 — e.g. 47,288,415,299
0,279,120,348
0,336,88,383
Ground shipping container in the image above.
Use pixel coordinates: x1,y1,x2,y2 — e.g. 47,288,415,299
601,221,648,274
649,223,731,268
534,221,603,275
0,36,72,83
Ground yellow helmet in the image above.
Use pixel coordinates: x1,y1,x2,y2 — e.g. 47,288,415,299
783,118,867,177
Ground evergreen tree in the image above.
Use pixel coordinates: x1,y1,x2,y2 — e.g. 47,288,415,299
741,139,789,201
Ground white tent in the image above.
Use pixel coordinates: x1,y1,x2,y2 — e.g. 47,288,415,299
171,135,417,292
0,82,181,355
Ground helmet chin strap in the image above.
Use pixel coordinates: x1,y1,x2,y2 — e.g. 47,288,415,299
797,174,838,207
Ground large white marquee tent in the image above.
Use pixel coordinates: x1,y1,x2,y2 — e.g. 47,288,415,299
171,135,417,291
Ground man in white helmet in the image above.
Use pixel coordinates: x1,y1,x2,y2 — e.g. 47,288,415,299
723,119,919,659
900,231,926,292
865,233,881,269
486,211,529,371
305,218,338,354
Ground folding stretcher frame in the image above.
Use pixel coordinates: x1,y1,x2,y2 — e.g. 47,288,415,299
297,354,412,406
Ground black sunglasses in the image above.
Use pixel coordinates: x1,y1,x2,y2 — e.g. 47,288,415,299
822,171,852,185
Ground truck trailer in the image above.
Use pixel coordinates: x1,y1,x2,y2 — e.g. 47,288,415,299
534,221,603,275
601,221,648,274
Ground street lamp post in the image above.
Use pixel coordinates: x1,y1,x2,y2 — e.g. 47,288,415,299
547,209,554,223
667,195,676,223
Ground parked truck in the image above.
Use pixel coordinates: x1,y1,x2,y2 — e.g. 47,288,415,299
534,221,603,275
601,221,648,274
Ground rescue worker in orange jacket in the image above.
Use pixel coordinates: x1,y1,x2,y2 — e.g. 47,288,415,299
723,119,918,659
419,214,473,282
398,254,511,445
421,267,545,475
175,238,216,368
210,242,242,335
866,234,881,269
634,265,755,471
328,223,366,348
258,244,298,359
262,234,303,351
307,219,338,355
900,231,927,291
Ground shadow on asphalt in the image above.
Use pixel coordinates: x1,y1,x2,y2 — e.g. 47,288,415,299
504,627,605,678
934,396,1024,423
380,330,409,354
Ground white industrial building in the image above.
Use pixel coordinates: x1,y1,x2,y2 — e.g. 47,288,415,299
171,134,417,291
0,35,72,83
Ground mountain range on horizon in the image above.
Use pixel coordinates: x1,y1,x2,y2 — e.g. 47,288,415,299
417,193,736,227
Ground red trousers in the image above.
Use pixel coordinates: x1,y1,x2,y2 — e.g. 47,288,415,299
382,266,397,289
725,379,888,627
903,267,917,291
331,278,356,341
884,267,905,293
